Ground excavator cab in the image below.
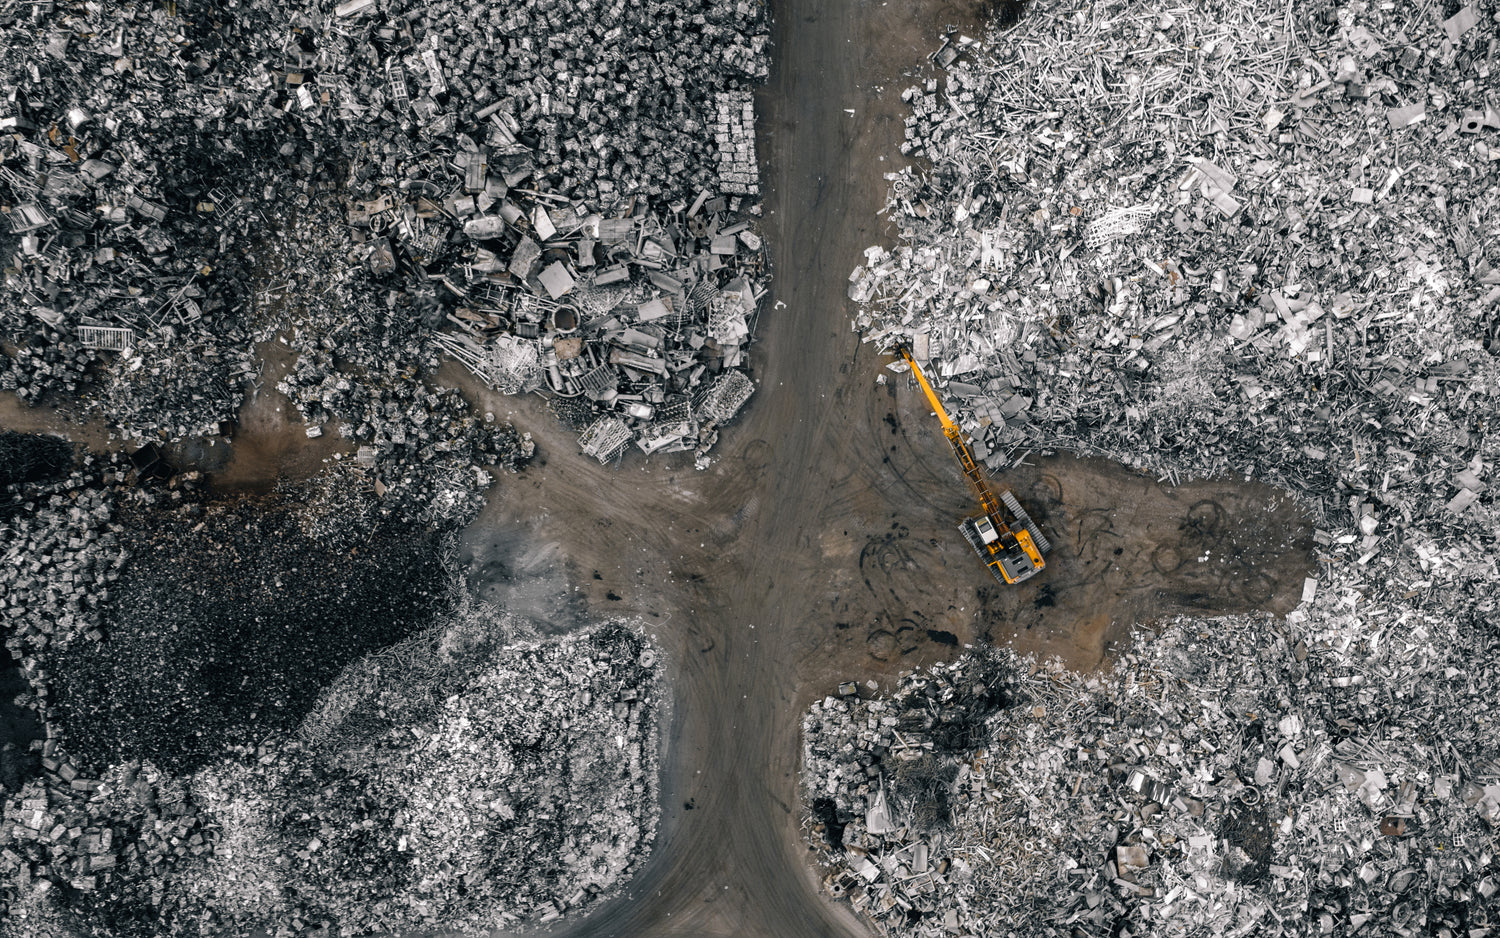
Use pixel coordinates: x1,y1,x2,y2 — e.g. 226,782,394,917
970,516,1000,545
961,506,1049,585
959,494,1050,586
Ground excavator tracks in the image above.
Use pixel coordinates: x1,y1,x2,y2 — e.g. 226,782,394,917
1001,490,1052,555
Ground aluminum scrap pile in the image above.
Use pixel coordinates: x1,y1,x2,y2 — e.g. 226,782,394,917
171,621,664,935
1,0,770,461
850,0,1500,521
429,194,767,465
715,91,762,196
1,760,212,925
801,654,1024,931
0,459,124,703
0,614,664,936
803,567,1500,938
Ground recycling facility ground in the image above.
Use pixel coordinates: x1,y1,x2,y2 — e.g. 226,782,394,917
0,0,1315,935
458,0,1316,935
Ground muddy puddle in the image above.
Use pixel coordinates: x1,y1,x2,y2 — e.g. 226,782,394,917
0,336,348,493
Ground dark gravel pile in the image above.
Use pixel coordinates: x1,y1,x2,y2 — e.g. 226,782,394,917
50,490,453,775
0,449,546,934
0,432,74,491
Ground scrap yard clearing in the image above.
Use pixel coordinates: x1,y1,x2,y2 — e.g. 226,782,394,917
1,0,1498,936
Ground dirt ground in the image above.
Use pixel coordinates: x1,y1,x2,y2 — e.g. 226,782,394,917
202,338,352,492
0,0,1314,934
0,393,114,453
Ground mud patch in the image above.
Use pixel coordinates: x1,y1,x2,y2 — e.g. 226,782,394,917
798,395,1315,679
1221,803,1275,884
460,525,587,633
205,339,351,492
164,435,233,474
973,453,1315,669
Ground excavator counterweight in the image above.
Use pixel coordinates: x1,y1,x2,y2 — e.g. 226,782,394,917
896,346,1049,585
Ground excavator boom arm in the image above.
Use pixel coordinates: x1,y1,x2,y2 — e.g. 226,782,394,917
899,347,1001,517
899,347,958,435
947,430,1003,520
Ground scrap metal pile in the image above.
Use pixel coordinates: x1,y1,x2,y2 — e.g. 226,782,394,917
850,0,1499,520
274,354,534,524
820,2,1500,934
803,579,1500,937
1,0,770,461
0,458,123,707
0,3,266,439
313,0,771,463
174,620,663,936
1,615,663,937
427,193,766,465
0,448,663,935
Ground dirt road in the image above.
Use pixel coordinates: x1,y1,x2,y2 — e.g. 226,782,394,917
454,0,1314,936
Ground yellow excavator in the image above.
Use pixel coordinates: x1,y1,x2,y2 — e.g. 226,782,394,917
896,345,1050,585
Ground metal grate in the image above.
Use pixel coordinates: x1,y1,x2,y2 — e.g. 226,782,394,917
576,364,618,397
656,396,692,424
469,281,512,313
388,63,410,111
697,370,754,424
77,326,135,351
1083,204,1155,250
685,280,719,315
578,416,632,463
